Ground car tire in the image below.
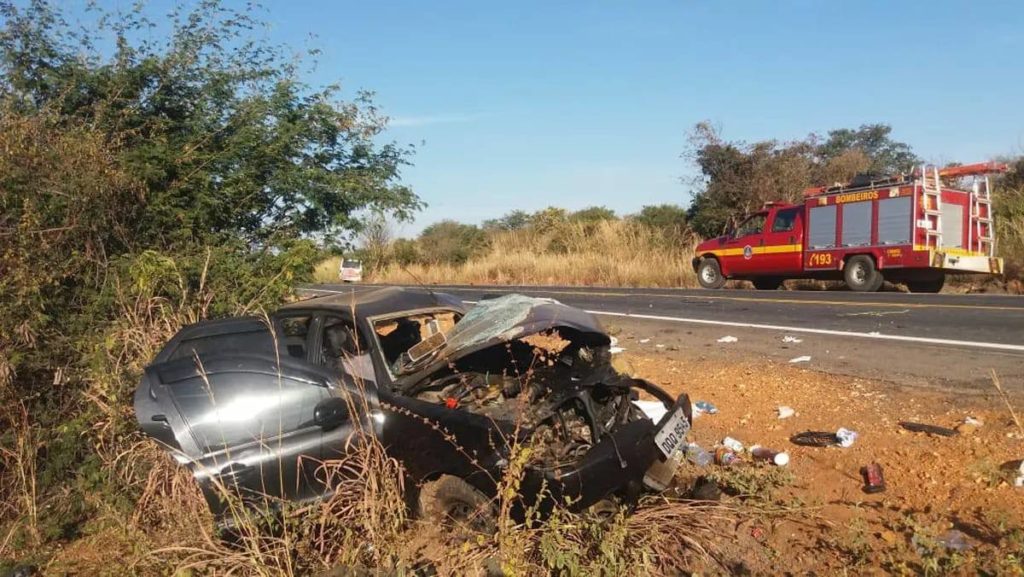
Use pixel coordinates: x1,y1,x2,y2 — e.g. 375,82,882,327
697,258,726,289
905,273,945,293
418,475,494,533
844,256,882,292
751,277,784,291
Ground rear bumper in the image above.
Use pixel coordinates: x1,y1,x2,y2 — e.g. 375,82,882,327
932,252,1003,275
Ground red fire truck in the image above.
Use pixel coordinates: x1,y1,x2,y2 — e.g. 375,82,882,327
692,162,1007,292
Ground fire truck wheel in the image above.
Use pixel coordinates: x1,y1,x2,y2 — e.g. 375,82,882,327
905,273,945,293
697,258,726,289
752,277,784,290
844,255,882,292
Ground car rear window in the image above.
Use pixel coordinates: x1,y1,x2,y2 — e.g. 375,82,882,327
342,260,361,268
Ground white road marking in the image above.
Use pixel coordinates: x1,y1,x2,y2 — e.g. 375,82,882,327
299,287,1024,353
583,310,1024,353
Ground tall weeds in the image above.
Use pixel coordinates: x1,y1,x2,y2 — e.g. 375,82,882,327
374,219,698,287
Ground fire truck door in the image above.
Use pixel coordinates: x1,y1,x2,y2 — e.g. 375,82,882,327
721,212,768,275
761,207,804,274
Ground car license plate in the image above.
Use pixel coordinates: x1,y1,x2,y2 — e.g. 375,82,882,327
654,407,690,458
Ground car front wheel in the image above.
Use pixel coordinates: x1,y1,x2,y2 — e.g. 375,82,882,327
697,258,726,289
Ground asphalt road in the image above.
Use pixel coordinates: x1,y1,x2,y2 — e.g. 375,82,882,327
305,284,1024,392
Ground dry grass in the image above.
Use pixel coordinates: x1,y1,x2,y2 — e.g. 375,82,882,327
374,219,698,287
314,256,343,284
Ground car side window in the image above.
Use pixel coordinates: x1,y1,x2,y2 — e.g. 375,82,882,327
771,208,800,233
320,316,376,383
734,214,767,238
279,315,313,359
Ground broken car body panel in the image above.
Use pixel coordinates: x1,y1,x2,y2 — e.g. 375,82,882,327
134,288,691,519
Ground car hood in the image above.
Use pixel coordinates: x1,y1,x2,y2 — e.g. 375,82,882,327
396,293,610,385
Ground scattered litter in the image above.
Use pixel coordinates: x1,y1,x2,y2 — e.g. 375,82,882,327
936,530,971,552
685,444,713,467
639,338,651,344
791,428,858,448
751,445,789,466
964,416,984,427
609,336,619,347
835,427,858,448
790,431,841,447
777,405,796,419
717,335,738,343
694,400,718,415
721,436,744,452
655,343,665,348
899,421,958,437
861,462,886,494
1015,460,1024,488
714,447,741,466
609,347,626,354
788,355,812,364
782,335,803,344
750,526,766,541
633,400,667,423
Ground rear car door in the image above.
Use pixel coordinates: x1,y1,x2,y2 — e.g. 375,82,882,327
139,356,333,515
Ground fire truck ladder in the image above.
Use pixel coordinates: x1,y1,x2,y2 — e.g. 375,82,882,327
920,165,943,249
971,176,995,256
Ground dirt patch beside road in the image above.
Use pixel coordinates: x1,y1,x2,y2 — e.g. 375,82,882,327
617,344,1024,574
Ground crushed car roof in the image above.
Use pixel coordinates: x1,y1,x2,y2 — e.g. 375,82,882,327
396,293,611,385
281,286,464,318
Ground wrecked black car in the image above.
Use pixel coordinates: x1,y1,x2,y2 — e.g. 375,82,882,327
135,287,691,522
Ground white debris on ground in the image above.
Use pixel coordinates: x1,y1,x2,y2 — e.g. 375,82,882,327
639,338,651,344
609,336,625,354
633,400,668,423
777,405,796,419
782,335,803,343
835,427,858,448
717,335,738,343
789,355,812,363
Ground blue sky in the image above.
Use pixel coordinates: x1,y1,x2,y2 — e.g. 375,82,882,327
113,1,1024,234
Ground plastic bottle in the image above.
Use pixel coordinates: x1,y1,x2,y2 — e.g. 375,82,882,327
685,443,713,467
721,436,744,452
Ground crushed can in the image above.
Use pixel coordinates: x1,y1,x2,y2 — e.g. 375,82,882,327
861,462,886,494
714,446,740,466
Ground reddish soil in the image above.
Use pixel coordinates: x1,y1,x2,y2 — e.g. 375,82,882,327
620,348,1024,574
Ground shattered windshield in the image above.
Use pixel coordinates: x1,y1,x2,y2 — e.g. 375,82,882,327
393,294,594,376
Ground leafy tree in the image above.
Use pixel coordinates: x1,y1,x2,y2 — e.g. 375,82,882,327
634,204,687,231
570,206,617,222
530,207,569,233
390,238,421,266
418,220,489,265
0,0,421,249
483,209,531,231
818,124,920,176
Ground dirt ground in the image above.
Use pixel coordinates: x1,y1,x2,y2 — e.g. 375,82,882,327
613,329,1024,575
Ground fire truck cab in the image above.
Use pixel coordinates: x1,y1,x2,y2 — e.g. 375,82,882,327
692,162,1007,293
